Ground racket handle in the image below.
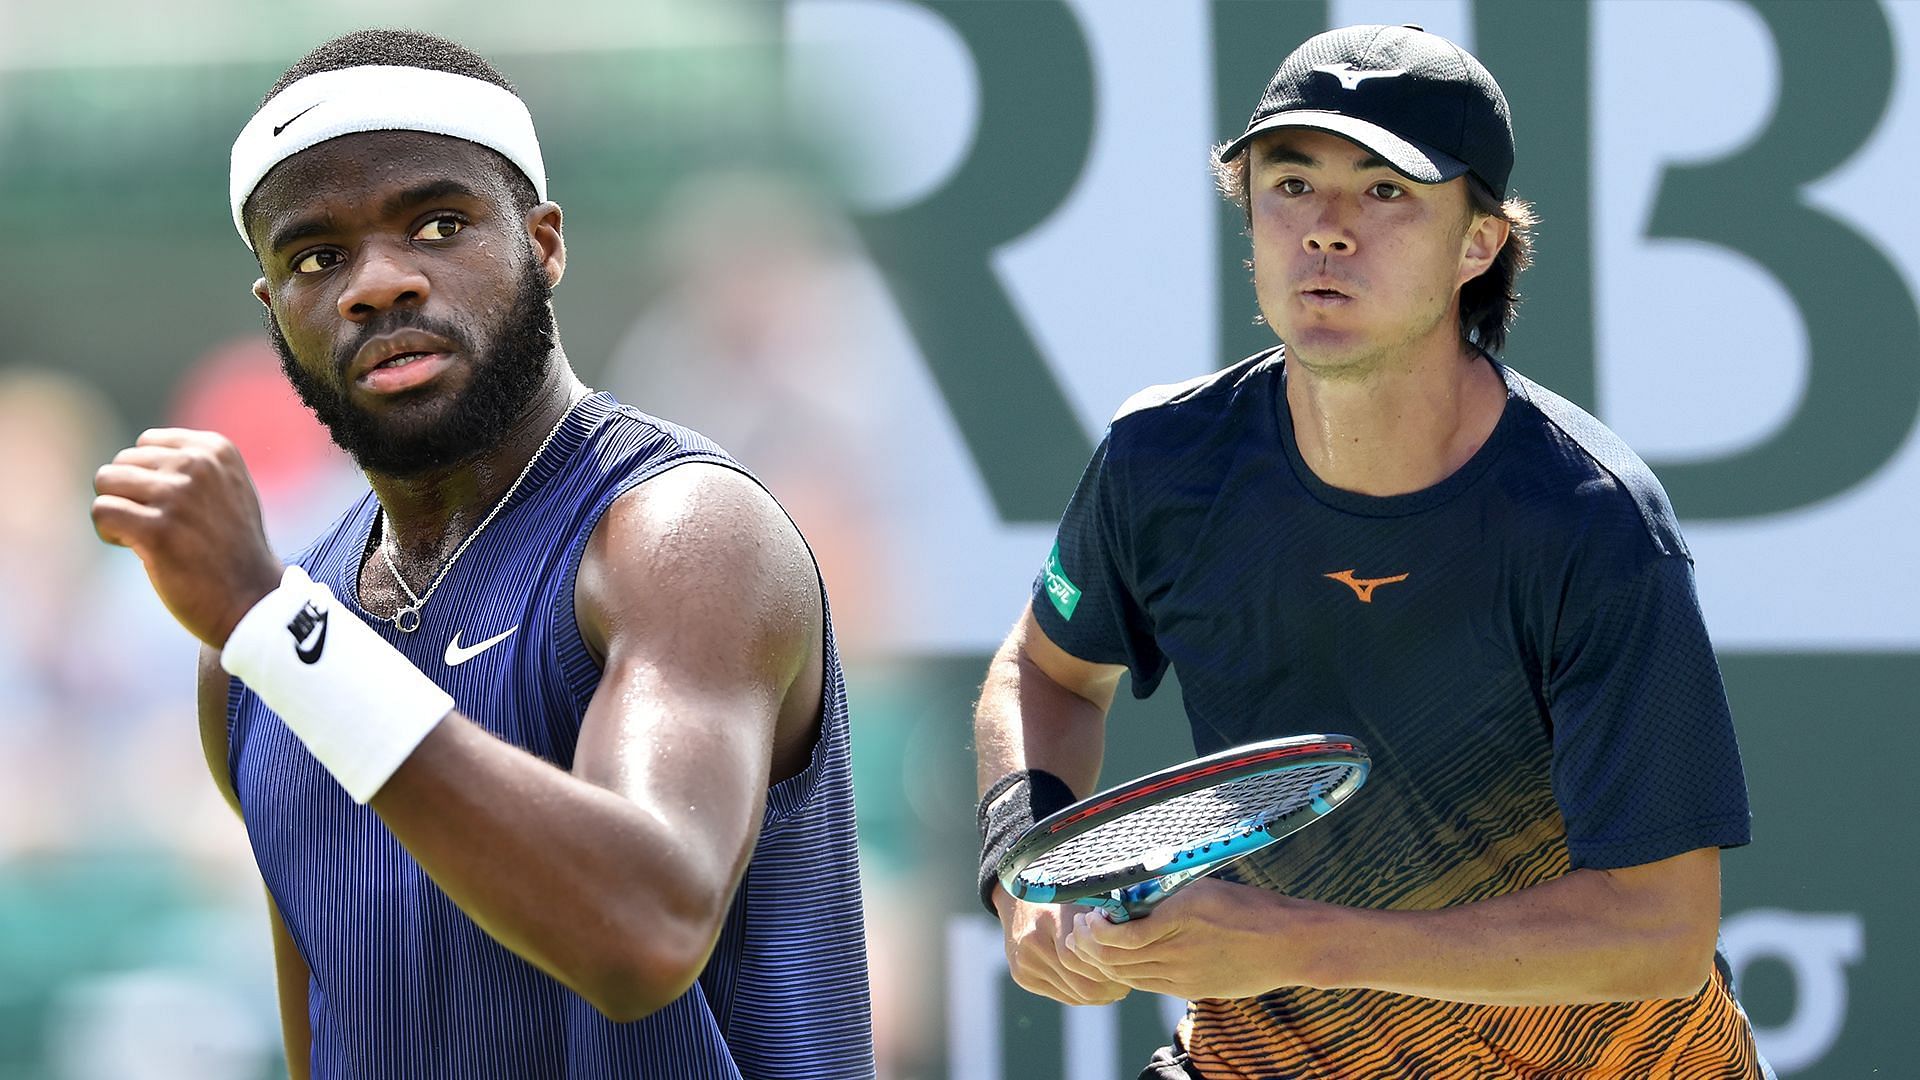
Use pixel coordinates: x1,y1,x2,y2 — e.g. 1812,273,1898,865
1085,880,1172,923
1083,895,1133,923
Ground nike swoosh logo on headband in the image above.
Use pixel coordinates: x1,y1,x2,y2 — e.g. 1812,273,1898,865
444,626,518,667
272,103,322,136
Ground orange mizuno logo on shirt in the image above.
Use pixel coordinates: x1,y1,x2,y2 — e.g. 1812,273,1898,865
1324,569,1410,603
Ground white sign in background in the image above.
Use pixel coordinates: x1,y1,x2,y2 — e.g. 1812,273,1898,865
1594,0,1920,653
788,1,1892,1074
789,0,1920,655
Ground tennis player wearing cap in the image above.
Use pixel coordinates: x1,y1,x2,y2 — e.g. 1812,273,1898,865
974,24,1771,1079
90,29,873,1079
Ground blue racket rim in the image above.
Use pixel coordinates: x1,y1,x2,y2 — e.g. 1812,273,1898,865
997,733,1370,907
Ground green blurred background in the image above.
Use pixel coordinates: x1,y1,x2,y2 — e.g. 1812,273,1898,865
1,1,1914,1078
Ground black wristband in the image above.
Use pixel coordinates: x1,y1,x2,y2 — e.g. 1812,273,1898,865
976,768,1078,917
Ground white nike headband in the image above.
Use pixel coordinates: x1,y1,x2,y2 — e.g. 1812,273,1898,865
229,64,549,249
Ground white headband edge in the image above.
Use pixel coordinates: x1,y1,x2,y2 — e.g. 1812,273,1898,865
230,65,549,250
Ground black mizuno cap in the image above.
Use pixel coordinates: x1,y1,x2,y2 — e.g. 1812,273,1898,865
1219,24,1515,200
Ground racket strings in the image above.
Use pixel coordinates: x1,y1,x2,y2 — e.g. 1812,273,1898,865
1016,762,1359,886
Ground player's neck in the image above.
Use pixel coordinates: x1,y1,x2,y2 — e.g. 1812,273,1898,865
1283,338,1506,498
367,360,588,568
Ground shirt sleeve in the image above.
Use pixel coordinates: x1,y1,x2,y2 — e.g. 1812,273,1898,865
1030,430,1170,698
1547,554,1752,869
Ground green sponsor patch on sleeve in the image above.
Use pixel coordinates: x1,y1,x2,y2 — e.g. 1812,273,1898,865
1043,543,1083,620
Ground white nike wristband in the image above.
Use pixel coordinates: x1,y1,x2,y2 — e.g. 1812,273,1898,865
221,565,455,804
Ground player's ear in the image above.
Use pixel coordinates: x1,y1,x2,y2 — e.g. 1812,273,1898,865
527,202,565,288
1459,211,1508,288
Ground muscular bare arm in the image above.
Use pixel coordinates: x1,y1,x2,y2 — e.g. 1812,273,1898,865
973,605,1134,1004
974,604,1120,795
196,646,309,1078
115,436,819,1024
1321,845,1723,1003
1066,845,1724,1006
362,463,820,1021
265,897,314,1079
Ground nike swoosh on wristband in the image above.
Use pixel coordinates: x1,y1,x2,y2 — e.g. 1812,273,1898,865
444,626,518,666
289,602,329,664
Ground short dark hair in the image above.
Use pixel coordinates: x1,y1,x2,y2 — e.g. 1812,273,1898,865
1457,177,1535,354
1211,145,1537,354
253,29,541,221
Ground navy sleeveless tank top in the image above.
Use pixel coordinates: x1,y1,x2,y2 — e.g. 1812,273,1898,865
227,393,875,1079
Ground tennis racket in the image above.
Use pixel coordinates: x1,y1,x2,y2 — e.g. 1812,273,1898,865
997,733,1370,923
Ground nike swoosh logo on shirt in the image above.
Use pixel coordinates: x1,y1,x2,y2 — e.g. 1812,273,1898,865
444,626,518,666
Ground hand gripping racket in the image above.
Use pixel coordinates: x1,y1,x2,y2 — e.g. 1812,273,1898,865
996,734,1370,923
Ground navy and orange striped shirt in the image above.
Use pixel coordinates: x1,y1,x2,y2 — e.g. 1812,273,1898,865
1036,350,1769,1078
228,394,875,1079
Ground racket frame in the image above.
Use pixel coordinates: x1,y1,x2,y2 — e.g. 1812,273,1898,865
996,734,1370,920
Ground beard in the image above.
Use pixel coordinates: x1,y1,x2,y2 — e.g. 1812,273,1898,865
269,259,557,477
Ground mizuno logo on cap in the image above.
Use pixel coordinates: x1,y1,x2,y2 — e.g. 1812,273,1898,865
1313,63,1406,90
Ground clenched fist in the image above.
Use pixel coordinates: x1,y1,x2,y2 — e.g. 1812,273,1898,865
91,428,285,648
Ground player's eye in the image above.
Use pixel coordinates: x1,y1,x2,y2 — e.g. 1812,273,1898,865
412,216,464,242
1370,181,1405,200
1279,177,1311,196
291,249,341,275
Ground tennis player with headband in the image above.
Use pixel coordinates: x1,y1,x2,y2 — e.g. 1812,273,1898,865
91,29,873,1078
974,24,1771,1079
